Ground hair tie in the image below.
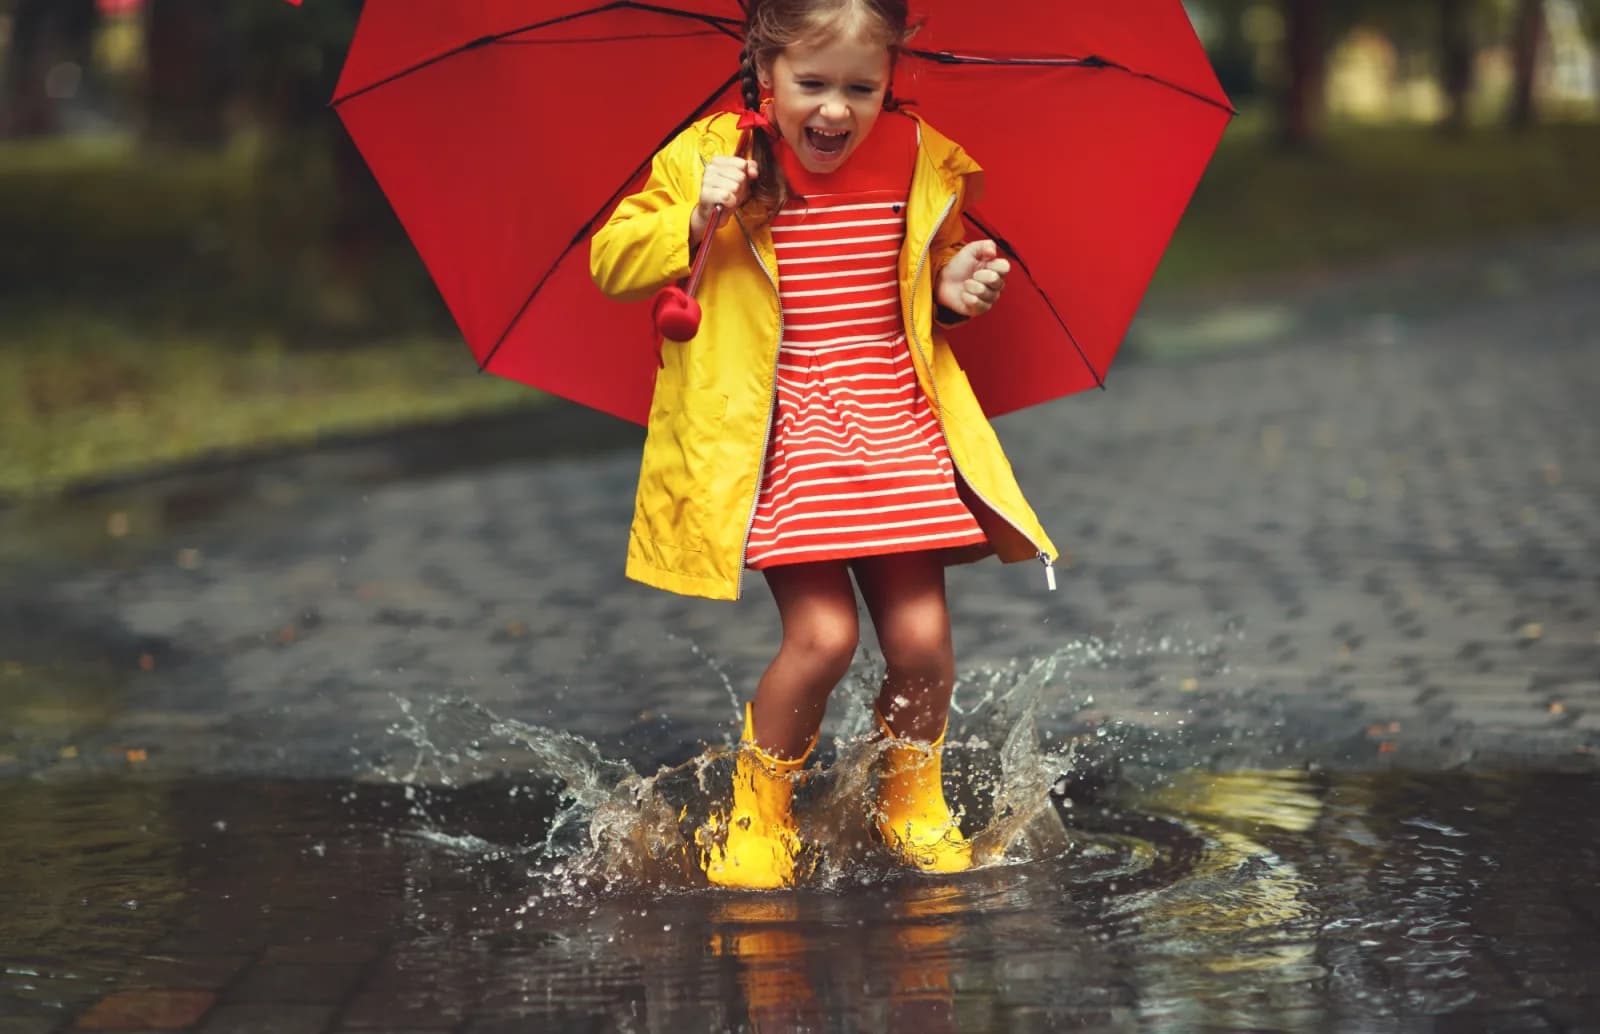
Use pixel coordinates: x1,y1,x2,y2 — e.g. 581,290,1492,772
737,107,775,137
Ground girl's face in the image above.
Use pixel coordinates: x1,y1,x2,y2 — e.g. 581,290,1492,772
763,33,892,174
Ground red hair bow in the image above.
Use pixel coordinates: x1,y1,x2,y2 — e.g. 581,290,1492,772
737,108,775,136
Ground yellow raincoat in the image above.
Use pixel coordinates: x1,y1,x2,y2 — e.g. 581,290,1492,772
590,111,1057,601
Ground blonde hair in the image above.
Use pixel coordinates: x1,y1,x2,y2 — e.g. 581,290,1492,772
738,0,916,212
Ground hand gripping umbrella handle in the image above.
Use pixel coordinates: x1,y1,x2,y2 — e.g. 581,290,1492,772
651,124,758,352
650,222,715,351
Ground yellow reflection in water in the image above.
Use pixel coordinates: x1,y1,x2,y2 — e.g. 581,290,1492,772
708,884,968,1033
1142,768,1322,833
709,896,822,1031
1125,769,1325,1025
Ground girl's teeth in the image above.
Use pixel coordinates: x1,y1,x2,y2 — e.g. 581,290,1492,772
805,127,848,155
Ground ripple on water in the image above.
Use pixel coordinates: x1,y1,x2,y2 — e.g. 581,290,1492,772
4,655,1599,1030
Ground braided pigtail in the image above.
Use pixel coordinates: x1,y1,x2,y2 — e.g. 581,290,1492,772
739,43,784,214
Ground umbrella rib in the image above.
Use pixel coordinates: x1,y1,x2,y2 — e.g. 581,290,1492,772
496,30,728,47
331,2,742,106
963,210,1106,392
478,70,743,377
904,50,1237,117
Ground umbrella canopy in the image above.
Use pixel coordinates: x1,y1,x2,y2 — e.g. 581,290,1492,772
331,1,1232,425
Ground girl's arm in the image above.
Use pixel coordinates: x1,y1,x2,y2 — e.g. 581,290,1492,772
590,129,700,304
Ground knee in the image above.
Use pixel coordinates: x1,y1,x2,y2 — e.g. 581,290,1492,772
786,610,859,677
877,610,953,684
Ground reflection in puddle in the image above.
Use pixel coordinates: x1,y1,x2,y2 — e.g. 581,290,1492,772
3,740,1598,1029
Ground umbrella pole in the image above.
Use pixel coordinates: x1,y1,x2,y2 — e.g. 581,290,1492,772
651,214,719,346
682,206,721,298
651,128,754,344
684,125,755,299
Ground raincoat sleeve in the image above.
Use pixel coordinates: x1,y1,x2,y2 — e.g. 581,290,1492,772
590,127,701,304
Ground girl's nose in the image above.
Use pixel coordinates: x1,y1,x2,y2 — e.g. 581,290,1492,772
820,95,849,119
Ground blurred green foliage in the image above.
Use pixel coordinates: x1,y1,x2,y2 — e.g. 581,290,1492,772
2,0,1598,498
1155,114,1600,287
0,131,441,336
0,311,531,500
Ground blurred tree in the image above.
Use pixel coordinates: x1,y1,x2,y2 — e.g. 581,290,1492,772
1439,0,1478,133
224,0,420,331
1507,0,1545,128
1,0,98,137
1188,0,1262,100
227,0,357,129
1279,0,1325,148
144,0,230,143
1240,0,1572,143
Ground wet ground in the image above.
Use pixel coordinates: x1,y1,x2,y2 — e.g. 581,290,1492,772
3,230,1600,1031
3,764,1599,1031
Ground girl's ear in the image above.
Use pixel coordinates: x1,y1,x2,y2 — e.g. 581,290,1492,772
756,57,774,92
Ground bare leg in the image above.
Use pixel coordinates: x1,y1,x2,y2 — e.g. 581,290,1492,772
852,551,954,742
750,560,859,759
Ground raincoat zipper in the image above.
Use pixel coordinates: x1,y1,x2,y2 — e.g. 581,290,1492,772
733,213,783,601
910,191,1057,592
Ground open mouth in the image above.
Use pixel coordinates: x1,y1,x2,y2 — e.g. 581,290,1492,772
804,126,850,159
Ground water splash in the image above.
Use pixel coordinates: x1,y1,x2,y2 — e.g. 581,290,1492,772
373,647,1115,900
664,631,743,729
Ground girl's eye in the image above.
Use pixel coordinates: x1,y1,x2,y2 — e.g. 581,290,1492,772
850,85,876,95
798,80,823,90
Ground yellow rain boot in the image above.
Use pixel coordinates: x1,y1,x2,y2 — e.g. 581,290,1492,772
699,704,814,890
874,712,973,873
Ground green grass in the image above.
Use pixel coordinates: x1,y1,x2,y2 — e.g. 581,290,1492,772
3,116,1598,499
0,314,533,499
1152,115,1600,294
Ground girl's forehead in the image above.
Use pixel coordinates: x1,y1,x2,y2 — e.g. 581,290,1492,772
779,32,892,73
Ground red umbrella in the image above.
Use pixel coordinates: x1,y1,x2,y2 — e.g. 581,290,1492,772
330,2,1232,425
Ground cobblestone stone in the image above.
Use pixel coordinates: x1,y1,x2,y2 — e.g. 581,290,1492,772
0,1019,58,1034
73,990,216,1031
220,964,364,1006
115,956,249,993
194,1003,333,1034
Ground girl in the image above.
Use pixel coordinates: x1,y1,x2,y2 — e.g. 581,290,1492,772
590,0,1056,889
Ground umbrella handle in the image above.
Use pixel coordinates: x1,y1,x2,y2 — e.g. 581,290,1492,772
683,202,722,298
651,126,756,347
650,210,718,350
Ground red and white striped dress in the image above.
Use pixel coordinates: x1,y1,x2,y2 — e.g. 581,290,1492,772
744,114,988,570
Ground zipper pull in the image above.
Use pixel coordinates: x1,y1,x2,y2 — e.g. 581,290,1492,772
1039,552,1057,592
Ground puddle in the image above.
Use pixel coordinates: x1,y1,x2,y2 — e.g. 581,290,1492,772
2,728,1597,1029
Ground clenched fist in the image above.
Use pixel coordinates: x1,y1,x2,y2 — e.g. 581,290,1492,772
936,239,1011,318
690,156,758,247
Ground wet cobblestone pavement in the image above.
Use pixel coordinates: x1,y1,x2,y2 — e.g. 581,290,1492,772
3,769,1599,1032
4,232,1596,779
2,230,1600,1031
